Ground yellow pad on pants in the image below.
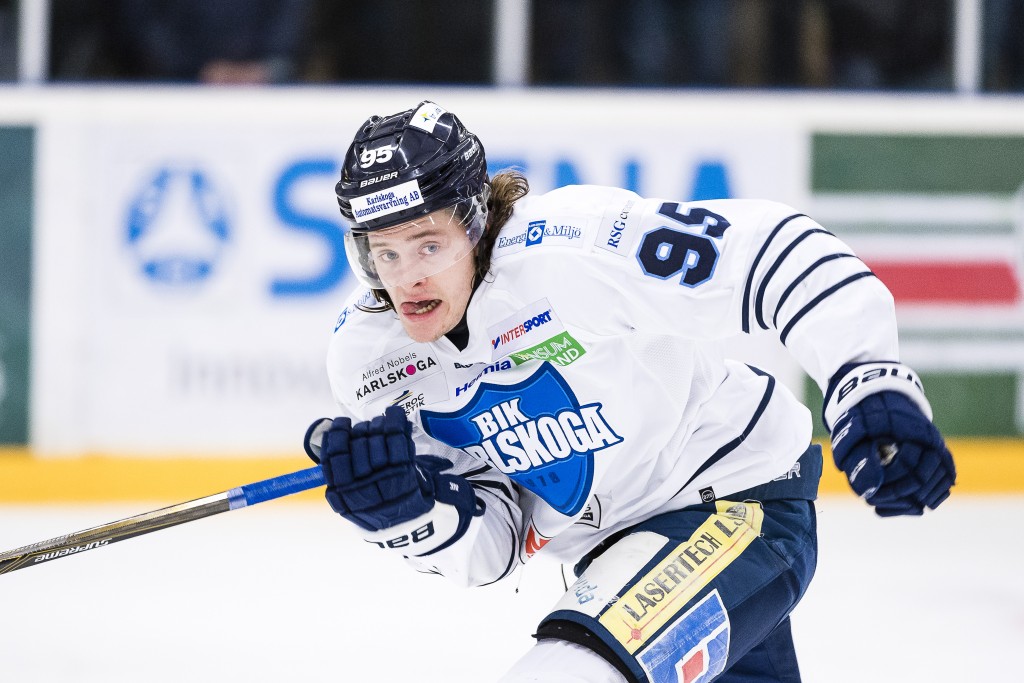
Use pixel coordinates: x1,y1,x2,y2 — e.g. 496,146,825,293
599,500,764,654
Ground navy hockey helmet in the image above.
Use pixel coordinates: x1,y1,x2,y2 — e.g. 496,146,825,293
336,101,490,289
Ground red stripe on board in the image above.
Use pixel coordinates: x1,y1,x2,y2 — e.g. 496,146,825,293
864,261,1020,304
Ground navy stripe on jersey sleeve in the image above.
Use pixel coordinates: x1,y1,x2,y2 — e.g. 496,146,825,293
753,228,833,330
772,253,857,328
779,271,877,345
470,478,516,503
675,366,776,495
742,214,805,333
462,465,494,479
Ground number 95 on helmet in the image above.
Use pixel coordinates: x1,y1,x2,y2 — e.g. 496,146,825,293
335,101,490,289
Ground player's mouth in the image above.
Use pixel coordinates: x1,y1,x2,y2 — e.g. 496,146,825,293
400,299,442,317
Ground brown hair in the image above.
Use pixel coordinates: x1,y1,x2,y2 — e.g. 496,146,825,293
358,168,530,312
473,168,530,284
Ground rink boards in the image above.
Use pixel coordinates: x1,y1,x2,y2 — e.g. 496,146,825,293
0,438,1020,503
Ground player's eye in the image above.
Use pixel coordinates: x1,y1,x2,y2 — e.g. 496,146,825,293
374,249,399,263
420,242,442,256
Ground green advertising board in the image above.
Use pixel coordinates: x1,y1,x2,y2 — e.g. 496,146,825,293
0,127,32,445
811,133,1024,437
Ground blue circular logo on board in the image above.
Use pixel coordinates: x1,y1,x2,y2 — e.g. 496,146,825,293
125,166,231,286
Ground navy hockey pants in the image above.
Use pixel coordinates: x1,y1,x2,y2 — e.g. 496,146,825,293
536,445,821,683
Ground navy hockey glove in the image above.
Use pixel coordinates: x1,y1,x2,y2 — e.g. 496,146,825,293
304,407,482,554
824,363,956,517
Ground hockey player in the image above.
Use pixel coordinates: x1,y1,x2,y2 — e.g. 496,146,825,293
303,101,956,682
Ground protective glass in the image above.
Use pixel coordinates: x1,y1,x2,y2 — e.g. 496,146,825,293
344,196,486,289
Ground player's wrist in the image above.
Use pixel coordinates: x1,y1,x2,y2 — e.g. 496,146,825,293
822,361,932,432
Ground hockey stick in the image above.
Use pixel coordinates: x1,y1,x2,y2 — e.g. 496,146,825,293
0,465,325,575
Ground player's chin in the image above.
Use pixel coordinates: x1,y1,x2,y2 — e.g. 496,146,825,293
399,304,449,343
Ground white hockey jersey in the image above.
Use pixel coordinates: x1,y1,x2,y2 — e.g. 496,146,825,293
324,185,899,587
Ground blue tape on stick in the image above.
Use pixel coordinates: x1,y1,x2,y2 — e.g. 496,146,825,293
239,466,326,507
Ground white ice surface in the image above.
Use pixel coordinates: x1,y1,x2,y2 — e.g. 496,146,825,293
1,495,1020,682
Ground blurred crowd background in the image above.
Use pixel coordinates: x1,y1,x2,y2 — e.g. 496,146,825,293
0,0,1022,91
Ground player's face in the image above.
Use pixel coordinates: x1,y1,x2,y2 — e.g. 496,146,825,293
368,212,476,342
